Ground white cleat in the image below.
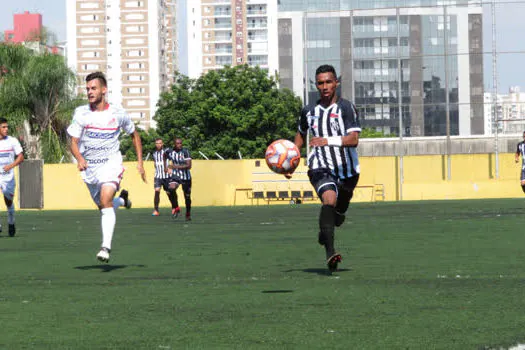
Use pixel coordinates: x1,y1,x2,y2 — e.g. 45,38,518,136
96,248,111,263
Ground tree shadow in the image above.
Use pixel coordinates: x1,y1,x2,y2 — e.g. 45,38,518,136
74,264,146,273
283,268,352,276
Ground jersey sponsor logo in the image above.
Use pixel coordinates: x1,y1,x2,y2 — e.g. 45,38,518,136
87,158,109,164
330,113,339,118
85,146,112,152
0,152,12,158
85,130,119,139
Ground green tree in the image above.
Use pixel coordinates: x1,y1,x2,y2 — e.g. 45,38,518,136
119,127,161,161
155,65,303,159
0,43,81,162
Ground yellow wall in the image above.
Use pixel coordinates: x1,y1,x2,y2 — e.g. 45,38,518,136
39,154,523,210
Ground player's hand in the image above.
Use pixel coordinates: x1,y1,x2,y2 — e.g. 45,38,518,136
137,163,147,183
3,164,12,172
310,137,328,147
516,158,519,164
77,158,88,171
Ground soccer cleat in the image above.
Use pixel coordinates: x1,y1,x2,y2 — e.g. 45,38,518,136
335,211,346,227
8,224,15,237
172,207,180,218
96,247,111,263
119,189,132,209
327,253,342,272
185,213,191,221
152,210,160,216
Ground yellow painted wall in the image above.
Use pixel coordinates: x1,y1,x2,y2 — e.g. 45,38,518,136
38,154,523,210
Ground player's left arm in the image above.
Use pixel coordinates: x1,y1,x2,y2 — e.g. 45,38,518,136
4,139,25,172
172,150,192,170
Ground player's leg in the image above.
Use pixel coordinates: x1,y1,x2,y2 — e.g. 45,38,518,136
168,179,181,217
309,169,341,271
335,175,360,227
97,182,118,262
163,179,179,216
182,180,192,221
3,179,16,237
521,167,525,192
153,178,161,216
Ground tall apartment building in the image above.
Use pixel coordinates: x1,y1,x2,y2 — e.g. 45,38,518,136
178,0,278,78
484,87,525,135
66,0,177,129
278,1,484,137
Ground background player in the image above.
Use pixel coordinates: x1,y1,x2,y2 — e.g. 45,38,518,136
166,137,192,221
515,131,525,192
67,71,147,263
289,64,361,272
0,118,24,236
152,138,178,216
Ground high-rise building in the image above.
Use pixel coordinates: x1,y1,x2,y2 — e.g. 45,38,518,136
278,1,484,136
484,87,525,135
4,11,42,43
178,0,278,78
66,0,177,129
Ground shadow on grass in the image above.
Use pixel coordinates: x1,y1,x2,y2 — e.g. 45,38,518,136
283,268,352,276
74,264,146,273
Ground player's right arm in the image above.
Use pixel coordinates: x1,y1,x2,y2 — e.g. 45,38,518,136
516,143,521,163
70,137,87,171
286,107,309,179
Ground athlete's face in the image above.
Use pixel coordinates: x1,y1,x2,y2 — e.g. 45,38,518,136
0,123,8,139
86,78,107,106
316,72,338,101
174,139,183,151
155,140,164,150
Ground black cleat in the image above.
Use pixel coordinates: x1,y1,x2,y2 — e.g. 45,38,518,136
335,212,346,227
327,253,342,272
119,189,132,209
185,214,191,221
8,224,15,237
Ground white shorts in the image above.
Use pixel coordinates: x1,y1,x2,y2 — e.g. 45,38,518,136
82,162,125,206
0,178,15,201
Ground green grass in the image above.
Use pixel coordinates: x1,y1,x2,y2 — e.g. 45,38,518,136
2,199,525,349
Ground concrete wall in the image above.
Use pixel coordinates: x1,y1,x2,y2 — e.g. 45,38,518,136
35,151,523,210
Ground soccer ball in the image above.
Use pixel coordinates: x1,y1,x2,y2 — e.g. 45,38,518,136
265,139,300,174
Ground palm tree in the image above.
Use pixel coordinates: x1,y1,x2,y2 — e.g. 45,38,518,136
0,43,82,162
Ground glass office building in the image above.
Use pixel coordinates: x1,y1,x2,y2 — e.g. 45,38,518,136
277,0,483,136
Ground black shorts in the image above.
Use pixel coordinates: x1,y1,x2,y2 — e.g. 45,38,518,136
154,178,170,191
169,178,192,194
308,168,359,199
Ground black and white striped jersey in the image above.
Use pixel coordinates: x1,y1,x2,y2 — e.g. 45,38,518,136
298,98,361,179
166,148,192,181
153,148,170,179
517,142,525,165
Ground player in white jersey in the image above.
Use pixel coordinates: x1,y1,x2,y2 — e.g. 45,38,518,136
67,72,147,263
0,118,24,237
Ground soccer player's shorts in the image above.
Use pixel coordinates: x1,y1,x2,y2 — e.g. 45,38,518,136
0,178,16,201
169,177,192,194
82,162,125,206
154,178,170,191
308,168,359,200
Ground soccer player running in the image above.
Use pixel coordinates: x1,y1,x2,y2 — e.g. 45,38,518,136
67,72,147,263
289,64,361,272
165,137,192,221
515,131,525,192
152,138,178,216
0,118,24,237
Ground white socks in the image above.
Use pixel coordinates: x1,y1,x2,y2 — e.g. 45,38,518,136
112,197,125,210
101,207,116,250
7,204,15,225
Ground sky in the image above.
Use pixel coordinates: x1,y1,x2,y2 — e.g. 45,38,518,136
0,0,524,93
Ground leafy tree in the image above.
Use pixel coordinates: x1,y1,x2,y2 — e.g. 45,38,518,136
0,43,81,162
119,127,161,161
361,128,394,138
155,65,303,159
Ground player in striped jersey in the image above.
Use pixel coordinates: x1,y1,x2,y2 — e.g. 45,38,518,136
290,64,361,272
0,118,24,237
68,72,147,263
151,138,178,216
515,131,525,192
166,138,192,221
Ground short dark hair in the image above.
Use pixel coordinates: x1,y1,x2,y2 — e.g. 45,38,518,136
315,65,337,79
155,138,163,142
86,72,107,87
0,118,7,125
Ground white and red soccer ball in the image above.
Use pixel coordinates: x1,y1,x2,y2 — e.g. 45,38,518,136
265,139,300,174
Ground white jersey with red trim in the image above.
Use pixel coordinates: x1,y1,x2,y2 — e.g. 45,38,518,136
67,104,135,184
0,136,23,182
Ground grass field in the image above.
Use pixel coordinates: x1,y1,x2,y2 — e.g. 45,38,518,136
2,199,525,349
